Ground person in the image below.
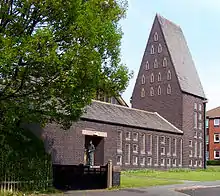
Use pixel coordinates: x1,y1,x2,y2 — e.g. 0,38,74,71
87,140,95,166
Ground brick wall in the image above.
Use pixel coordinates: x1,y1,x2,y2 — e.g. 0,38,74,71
35,120,184,170
182,94,204,168
207,118,220,160
131,14,183,130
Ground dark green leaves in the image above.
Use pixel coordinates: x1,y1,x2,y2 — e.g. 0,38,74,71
0,0,132,130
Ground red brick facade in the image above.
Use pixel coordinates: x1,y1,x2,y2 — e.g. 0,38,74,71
206,118,220,160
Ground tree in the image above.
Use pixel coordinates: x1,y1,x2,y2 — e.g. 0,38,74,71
0,0,133,129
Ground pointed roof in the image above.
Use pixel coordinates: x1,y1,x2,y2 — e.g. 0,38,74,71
207,106,220,118
156,14,206,99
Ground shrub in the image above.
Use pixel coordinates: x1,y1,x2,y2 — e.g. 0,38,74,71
207,160,220,165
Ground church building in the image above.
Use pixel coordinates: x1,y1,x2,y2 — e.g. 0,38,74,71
29,14,207,170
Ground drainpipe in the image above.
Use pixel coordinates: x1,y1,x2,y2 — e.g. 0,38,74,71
203,99,208,169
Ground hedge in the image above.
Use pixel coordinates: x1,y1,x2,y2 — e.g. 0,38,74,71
207,160,220,165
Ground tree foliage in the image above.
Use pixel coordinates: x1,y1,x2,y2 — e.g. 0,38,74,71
0,0,133,129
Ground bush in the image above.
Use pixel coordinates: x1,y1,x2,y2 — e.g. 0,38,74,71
207,160,220,165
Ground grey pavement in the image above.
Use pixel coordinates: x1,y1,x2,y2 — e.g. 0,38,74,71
57,180,220,196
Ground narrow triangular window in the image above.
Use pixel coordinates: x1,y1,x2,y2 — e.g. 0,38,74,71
158,72,161,81
167,70,171,80
154,32,159,41
150,73,154,83
150,87,154,96
154,59,158,68
141,74,145,84
150,45,155,54
158,44,162,53
167,84,171,94
146,61,149,70
163,57,167,67
158,85,161,95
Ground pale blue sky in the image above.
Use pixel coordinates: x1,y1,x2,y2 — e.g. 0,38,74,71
120,0,220,110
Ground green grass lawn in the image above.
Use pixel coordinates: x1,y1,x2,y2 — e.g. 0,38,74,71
121,166,220,188
120,175,182,188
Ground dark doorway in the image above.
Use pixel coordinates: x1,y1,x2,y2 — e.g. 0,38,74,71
85,135,104,165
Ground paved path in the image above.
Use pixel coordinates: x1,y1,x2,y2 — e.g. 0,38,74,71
58,180,220,196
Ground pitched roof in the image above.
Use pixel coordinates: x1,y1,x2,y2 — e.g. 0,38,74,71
81,100,183,134
207,106,220,118
156,14,206,99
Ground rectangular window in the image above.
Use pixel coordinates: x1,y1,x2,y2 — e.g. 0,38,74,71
133,144,138,153
194,112,197,129
189,160,192,167
199,142,202,158
194,141,197,158
189,149,193,157
155,136,159,166
199,104,202,111
133,132,138,141
214,134,220,143
160,158,165,166
147,134,152,155
161,136,165,144
161,147,165,155
117,131,122,153
214,119,220,126
198,123,202,130
147,157,152,166
125,144,131,165
140,157,145,166
194,103,197,110
133,156,138,165
179,139,183,166
140,133,146,154
214,151,220,159
172,159,177,167
173,138,177,156
116,155,122,165
167,158,171,167
194,160,197,167
125,131,131,141
199,132,202,139
199,113,202,121
167,137,171,156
